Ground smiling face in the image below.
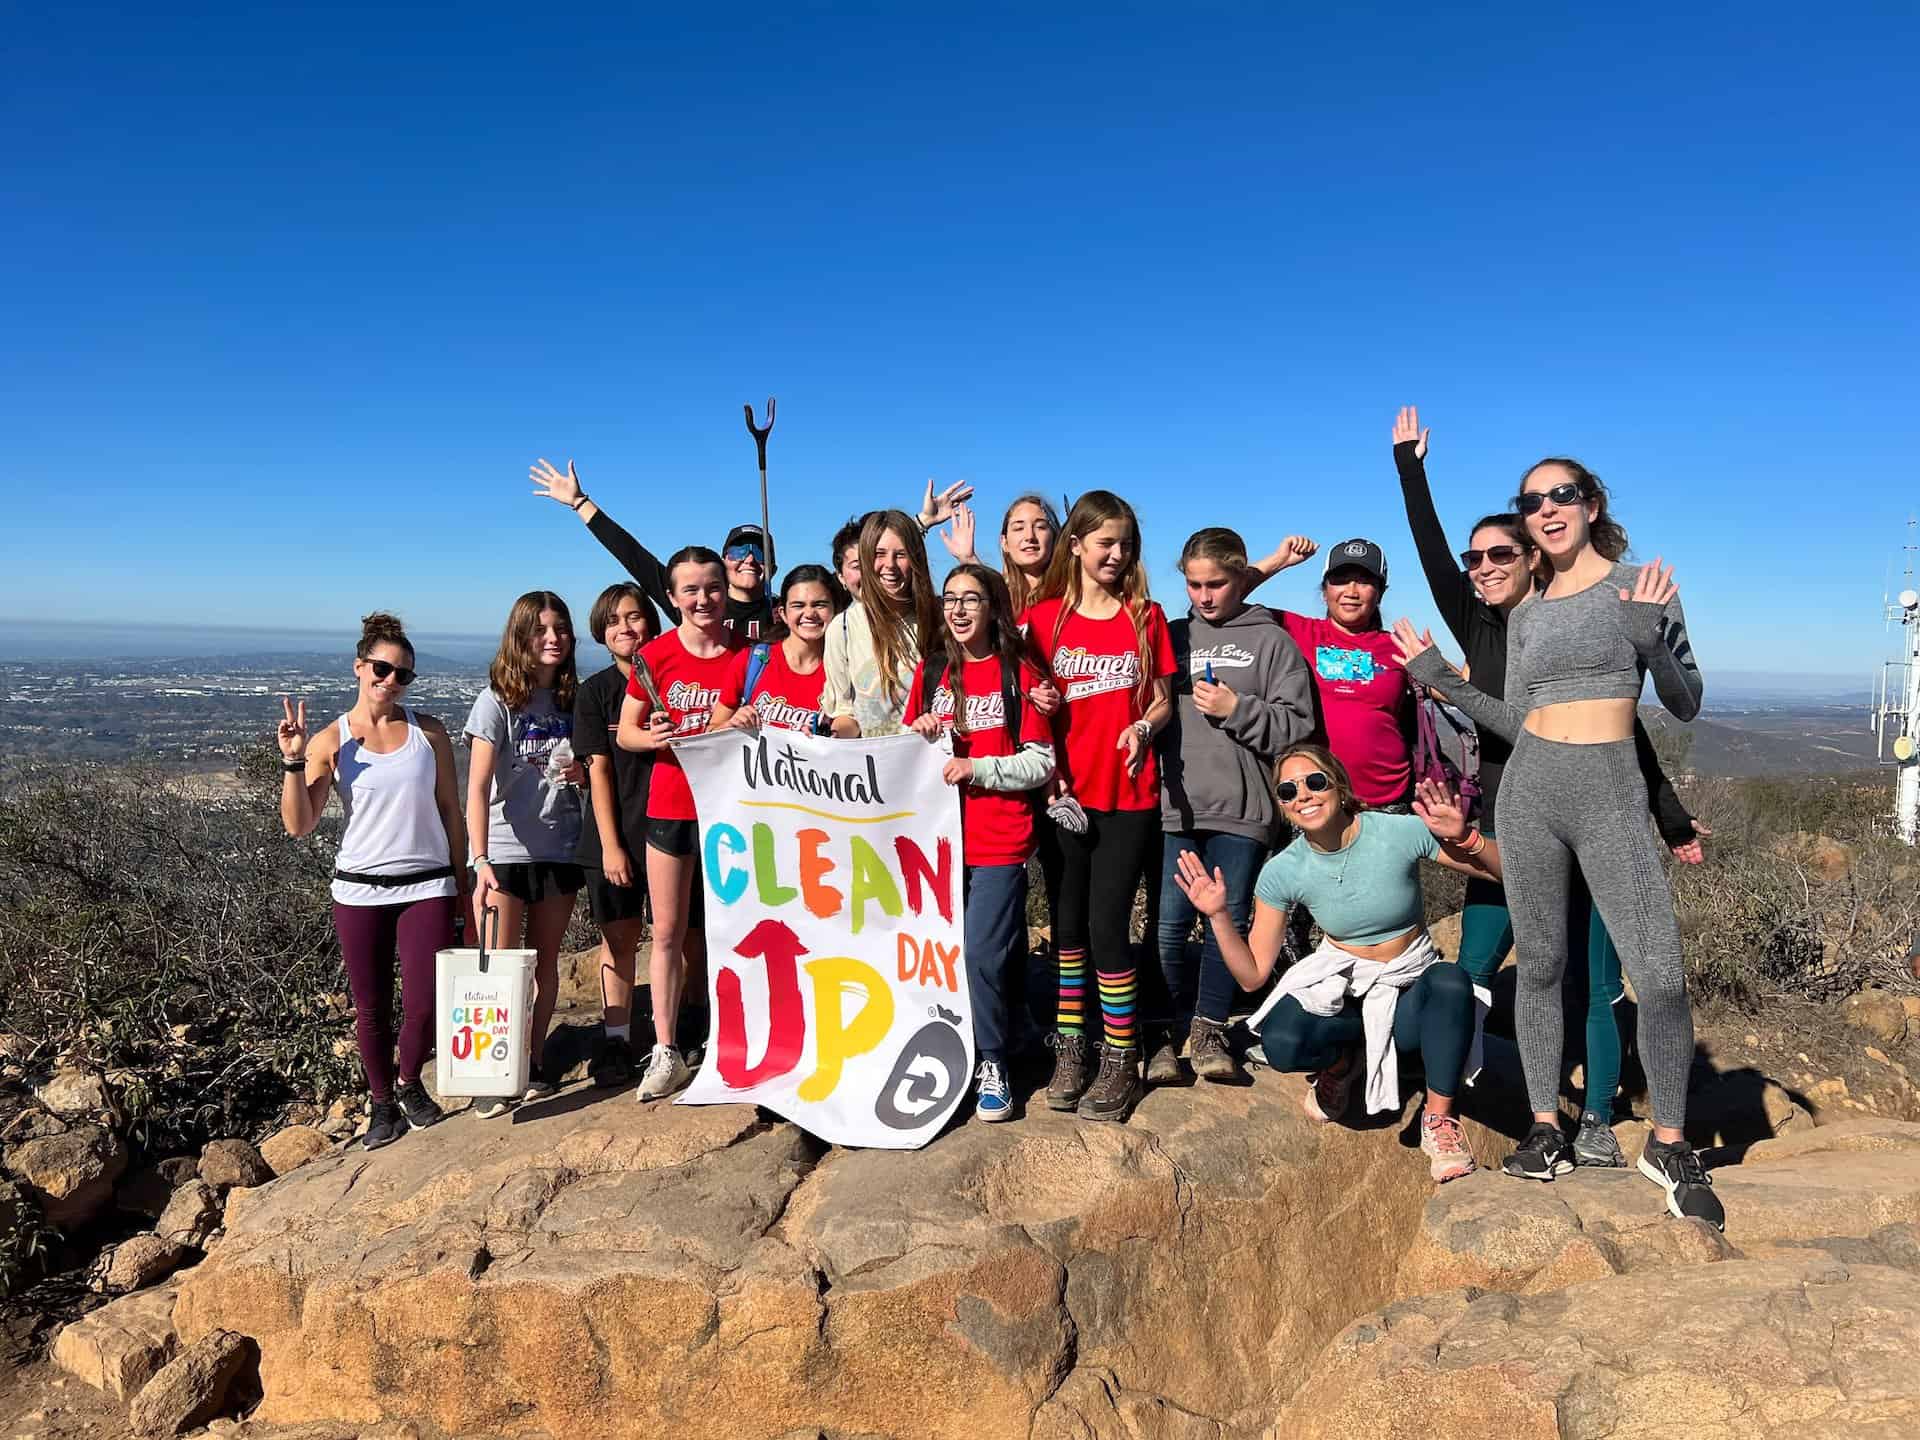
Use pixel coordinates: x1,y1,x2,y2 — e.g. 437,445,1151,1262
1002,501,1055,577
531,608,572,675
1321,567,1383,631
871,528,913,600
1520,463,1597,561
1276,753,1344,833
355,641,414,706
601,596,653,663
1467,524,1532,609
671,561,727,627
1072,517,1135,592
723,543,765,596
781,580,834,644
940,571,991,652
1183,554,1240,622
836,546,862,598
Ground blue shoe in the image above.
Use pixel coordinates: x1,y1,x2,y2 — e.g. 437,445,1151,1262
975,1059,1013,1122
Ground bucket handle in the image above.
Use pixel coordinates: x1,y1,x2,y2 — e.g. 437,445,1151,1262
478,903,501,972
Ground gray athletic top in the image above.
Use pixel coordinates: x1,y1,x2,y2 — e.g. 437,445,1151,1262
1405,560,1701,742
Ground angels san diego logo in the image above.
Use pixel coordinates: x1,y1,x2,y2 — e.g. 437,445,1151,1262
1049,646,1138,701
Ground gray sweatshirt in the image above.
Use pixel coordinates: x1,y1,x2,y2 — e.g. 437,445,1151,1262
1159,603,1316,842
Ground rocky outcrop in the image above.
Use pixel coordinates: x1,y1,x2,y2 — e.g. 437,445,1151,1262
169,1072,1503,1440
105,1234,195,1293
128,1327,254,1437
155,1179,223,1247
4,1121,127,1229
51,1283,181,1400
258,1126,332,1177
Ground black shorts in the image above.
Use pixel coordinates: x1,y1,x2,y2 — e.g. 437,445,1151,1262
489,860,585,904
584,867,651,926
646,817,699,858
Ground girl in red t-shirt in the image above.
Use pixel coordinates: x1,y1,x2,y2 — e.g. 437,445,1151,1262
709,565,840,736
1024,490,1176,1123
906,563,1056,1123
617,546,745,1101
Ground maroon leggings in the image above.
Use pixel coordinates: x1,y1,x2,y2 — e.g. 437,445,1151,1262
332,895,455,1100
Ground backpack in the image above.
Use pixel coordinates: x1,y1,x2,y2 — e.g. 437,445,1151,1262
742,643,773,704
1413,683,1483,819
918,654,1025,744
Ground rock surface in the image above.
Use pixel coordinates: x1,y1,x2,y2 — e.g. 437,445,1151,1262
258,1126,332,1177
118,1156,201,1218
33,1067,110,1114
155,1180,222,1247
128,1327,253,1437
4,1122,128,1229
105,1234,194,1293
199,1139,274,1192
51,1284,181,1400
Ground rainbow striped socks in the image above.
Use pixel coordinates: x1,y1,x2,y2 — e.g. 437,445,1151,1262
1098,967,1137,1050
1056,947,1087,1034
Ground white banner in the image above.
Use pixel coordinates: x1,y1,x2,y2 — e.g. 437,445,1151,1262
675,728,972,1149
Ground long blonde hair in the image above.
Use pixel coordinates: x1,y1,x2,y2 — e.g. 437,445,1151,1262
999,492,1061,618
1034,490,1156,705
858,510,938,709
489,590,577,712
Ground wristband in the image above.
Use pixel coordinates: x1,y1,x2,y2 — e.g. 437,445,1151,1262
571,494,590,511
282,759,306,774
470,854,491,870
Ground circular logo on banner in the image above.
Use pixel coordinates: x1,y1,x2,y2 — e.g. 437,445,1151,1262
872,1016,969,1130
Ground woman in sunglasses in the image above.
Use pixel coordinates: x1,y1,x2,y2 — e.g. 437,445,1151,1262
279,613,464,1150
1392,454,1722,1231
1173,744,1497,1185
1392,408,1707,1168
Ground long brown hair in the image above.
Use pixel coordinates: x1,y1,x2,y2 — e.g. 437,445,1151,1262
1035,489,1156,704
858,509,938,708
999,492,1061,617
489,590,577,712
1517,458,1629,562
931,564,1028,736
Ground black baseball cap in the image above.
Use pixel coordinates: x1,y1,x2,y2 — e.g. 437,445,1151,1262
722,523,776,571
1323,538,1388,587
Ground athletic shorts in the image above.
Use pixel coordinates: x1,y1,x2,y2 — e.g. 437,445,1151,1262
646,817,699,858
489,860,584,904
584,866,650,927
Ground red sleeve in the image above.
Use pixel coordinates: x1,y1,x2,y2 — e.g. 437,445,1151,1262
1016,661,1051,744
1146,604,1177,678
1024,600,1058,679
718,648,751,708
902,660,929,725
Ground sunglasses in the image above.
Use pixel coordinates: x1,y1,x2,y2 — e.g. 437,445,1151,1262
1514,480,1591,516
940,593,986,613
1276,771,1332,803
1459,544,1528,570
723,544,765,563
366,659,416,687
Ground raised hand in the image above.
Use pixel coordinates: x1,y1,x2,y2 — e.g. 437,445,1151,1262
1393,406,1431,461
919,478,976,529
1622,559,1677,608
1172,849,1230,918
1266,535,1319,572
1671,818,1712,866
1390,618,1439,668
1412,777,1469,842
940,501,979,564
277,698,308,759
530,458,584,508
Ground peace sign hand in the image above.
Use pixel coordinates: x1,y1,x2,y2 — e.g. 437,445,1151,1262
278,698,309,760
530,458,584,508
1393,406,1431,460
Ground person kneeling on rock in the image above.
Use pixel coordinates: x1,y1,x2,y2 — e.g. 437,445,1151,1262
1173,744,1499,1183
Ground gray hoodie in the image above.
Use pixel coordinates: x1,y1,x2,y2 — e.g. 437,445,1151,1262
1159,603,1315,842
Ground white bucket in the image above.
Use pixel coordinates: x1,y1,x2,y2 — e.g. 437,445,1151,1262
434,905,536,1098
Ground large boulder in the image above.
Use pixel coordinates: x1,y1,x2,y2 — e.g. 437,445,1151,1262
34,1066,110,1114
199,1138,273,1192
106,1234,195,1293
51,1283,181,1400
258,1125,331,1177
3,1122,128,1229
173,1072,1504,1439
129,1327,254,1437
155,1179,223,1247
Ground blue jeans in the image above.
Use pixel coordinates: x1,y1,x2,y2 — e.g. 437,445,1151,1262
965,863,1029,1063
1156,830,1268,1027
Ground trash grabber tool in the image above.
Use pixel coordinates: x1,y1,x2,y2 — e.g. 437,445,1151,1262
743,397,776,570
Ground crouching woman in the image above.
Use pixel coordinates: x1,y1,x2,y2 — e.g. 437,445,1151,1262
1172,743,1499,1183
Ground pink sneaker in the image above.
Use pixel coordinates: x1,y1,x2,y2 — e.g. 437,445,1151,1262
1303,1060,1354,1124
1421,1111,1477,1183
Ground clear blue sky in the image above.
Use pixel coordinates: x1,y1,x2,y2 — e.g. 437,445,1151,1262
4,3,1914,683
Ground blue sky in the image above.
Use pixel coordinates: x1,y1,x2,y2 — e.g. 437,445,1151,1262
3,3,1915,684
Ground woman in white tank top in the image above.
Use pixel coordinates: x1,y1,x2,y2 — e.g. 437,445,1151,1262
279,613,467,1151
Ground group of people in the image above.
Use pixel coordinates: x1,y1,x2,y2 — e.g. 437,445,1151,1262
275,404,1725,1232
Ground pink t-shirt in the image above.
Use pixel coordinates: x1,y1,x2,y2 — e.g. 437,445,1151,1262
1279,612,1415,808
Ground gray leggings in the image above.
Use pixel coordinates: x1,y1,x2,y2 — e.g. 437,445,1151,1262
1496,731,1694,1129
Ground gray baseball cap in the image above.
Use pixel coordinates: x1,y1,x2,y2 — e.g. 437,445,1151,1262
1323,538,1388,586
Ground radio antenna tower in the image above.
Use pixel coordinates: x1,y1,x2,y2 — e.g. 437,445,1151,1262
1872,516,1920,843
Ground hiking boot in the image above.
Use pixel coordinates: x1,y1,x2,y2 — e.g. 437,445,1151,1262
1572,1112,1627,1168
1144,1033,1183,1086
590,1035,636,1089
362,1099,407,1151
1638,1138,1726,1231
1502,1122,1574,1181
1303,1055,1356,1124
1420,1111,1477,1184
1077,1043,1141,1123
394,1079,445,1130
1044,1031,1094,1111
974,1059,1013,1122
1189,1015,1248,1083
637,1044,691,1102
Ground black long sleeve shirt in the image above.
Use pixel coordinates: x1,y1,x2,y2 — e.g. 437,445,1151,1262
587,508,774,640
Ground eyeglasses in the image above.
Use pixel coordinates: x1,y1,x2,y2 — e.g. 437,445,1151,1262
1514,480,1590,516
1276,771,1332,803
1459,544,1528,570
366,659,416,686
940,593,986,613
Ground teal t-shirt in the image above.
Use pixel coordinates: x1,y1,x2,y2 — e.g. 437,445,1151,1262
1253,811,1438,946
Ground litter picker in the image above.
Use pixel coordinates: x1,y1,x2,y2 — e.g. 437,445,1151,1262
743,397,776,567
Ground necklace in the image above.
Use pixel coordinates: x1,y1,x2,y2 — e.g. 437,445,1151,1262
1311,814,1362,886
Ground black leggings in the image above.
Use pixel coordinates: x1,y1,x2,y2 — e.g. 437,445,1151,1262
1054,808,1157,1046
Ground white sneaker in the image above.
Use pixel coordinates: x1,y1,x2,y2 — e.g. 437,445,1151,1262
474,1095,514,1120
522,1072,557,1102
637,1044,690,1102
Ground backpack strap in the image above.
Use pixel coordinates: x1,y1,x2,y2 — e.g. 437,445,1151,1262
742,643,772,704
1001,656,1025,742
919,657,951,716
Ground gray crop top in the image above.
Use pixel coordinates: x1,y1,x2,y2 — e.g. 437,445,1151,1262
1403,561,1700,742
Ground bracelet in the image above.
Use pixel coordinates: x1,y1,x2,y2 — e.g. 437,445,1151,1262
1461,830,1487,856
570,494,590,511
470,854,491,870
282,759,306,774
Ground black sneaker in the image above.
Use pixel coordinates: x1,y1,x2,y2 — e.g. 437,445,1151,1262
1501,1122,1574,1181
394,1080,445,1130
363,1099,407,1151
590,1036,636,1089
1638,1138,1726,1230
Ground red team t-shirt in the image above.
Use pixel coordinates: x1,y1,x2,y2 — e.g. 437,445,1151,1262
1278,611,1415,808
629,629,745,820
903,654,1052,867
717,642,828,734
1025,598,1177,813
